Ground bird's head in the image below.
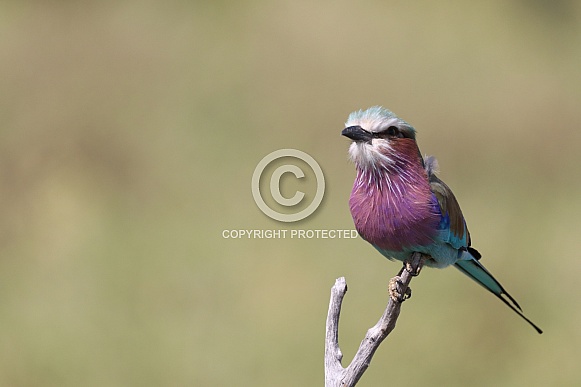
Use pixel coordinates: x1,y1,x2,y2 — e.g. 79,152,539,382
342,106,418,171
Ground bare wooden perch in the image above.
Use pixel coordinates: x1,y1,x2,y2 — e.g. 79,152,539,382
324,252,425,387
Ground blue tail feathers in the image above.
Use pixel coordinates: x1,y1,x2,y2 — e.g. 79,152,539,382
455,253,543,334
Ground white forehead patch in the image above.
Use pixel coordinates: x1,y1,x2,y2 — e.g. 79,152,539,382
345,106,400,133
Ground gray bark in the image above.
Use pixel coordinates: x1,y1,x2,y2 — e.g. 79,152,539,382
324,252,425,386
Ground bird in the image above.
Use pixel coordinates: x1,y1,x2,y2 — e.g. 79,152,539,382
342,106,542,334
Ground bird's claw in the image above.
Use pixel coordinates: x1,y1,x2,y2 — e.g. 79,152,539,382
405,257,424,276
389,276,412,302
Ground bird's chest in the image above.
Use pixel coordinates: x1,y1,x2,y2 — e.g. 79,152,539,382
349,176,439,251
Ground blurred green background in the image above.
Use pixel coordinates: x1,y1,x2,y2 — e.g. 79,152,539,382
1,1,580,385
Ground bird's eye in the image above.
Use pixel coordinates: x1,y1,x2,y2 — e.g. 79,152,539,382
386,126,400,137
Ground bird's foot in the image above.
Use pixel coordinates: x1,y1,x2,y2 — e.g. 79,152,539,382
405,255,425,276
388,276,411,302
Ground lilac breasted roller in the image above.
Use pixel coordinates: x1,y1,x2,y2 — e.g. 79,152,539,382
342,106,542,334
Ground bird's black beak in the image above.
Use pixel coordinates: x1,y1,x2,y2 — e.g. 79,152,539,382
342,125,373,142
